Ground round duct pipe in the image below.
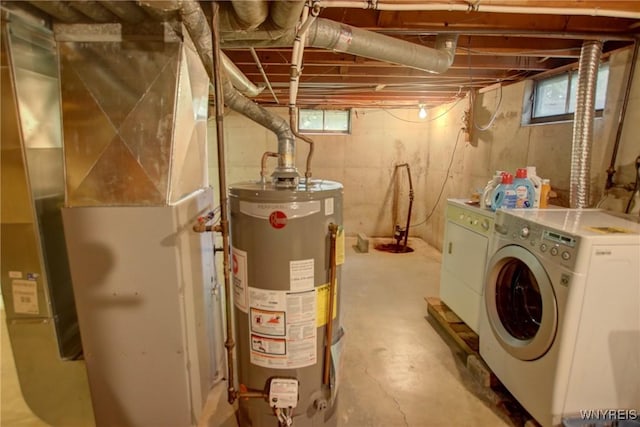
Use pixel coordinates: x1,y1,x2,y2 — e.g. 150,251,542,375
570,40,603,209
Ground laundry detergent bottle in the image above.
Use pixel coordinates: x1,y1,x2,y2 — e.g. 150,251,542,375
491,172,516,211
514,168,536,208
481,171,504,209
526,166,542,208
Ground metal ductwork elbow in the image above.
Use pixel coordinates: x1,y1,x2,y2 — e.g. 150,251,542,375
222,79,297,182
161,0,298,184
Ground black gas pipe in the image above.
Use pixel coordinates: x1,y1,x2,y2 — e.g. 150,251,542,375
395,163,414,251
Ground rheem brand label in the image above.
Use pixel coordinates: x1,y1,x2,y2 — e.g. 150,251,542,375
269,211,288,229
240,201,321,220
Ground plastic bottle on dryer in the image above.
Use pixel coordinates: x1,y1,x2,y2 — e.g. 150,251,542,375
540,179,551,208
481,171,504,209
491,173,516,211
526,166,542,208
514,168,536,208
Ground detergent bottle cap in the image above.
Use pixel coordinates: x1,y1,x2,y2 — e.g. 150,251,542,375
501,173,514,184
516,168,528,179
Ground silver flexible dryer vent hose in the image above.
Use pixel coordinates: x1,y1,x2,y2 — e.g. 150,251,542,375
570,40,603,208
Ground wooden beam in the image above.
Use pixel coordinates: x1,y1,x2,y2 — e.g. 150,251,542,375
373,10,639,34
225,50,567,71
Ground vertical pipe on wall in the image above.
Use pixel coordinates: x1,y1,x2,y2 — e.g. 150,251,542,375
210,1,237,404
570,40,602,208
606,40,639,190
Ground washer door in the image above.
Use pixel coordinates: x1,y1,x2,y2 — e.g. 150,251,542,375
485,244,557,361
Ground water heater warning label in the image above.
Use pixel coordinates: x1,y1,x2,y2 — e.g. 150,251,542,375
249,287,317,369
251,308,286,336
251,335,286,355
290,259,314,291
232,248,248,313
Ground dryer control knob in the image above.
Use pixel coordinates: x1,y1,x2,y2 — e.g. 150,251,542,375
481,219,490,230
550,247,559,256
562,251,571,260
519,227,530,238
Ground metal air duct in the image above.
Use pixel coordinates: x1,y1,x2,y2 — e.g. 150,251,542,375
222,51,265,97
56,21,224,426
169,0,299,183
1,16,94,426
570,40,603,208
190,3,457,182
307,19,458,74
219,18,458,75
230,0,268,30
55,22,209,206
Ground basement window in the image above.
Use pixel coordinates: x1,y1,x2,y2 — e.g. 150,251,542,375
299,109,351,134
529,63,609,124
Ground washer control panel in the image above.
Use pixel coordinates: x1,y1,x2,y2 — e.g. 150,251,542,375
494,210,580,269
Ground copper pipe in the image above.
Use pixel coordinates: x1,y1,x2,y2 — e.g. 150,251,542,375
210,1,237,405
323,223,339,385
238,390,268,399
260,151,280,183
192,224,222,233
289,108,314,180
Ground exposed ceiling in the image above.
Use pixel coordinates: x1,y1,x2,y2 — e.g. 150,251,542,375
4,1,640,109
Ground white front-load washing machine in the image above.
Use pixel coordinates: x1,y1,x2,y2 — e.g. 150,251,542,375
480,209,640,427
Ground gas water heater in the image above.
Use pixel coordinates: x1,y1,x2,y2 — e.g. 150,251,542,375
229,180,345,427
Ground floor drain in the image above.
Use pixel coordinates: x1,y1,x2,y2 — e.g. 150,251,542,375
374,243,414,253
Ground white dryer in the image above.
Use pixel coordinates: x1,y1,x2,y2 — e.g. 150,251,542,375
480,209,640,427
440,199,495,333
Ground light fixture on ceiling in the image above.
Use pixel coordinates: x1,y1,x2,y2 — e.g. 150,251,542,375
418,104,427,119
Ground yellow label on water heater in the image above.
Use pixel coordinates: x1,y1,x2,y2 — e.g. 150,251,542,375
316,281,338,327
336,227,345,265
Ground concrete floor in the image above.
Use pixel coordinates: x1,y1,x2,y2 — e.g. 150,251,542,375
2,237,507,426
336,237,506,427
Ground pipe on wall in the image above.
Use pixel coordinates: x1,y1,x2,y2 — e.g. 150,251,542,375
606,40,639,189
570,40,603,208
289,3,319,180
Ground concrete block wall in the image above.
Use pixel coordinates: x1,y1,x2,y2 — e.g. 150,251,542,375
208,46,640,251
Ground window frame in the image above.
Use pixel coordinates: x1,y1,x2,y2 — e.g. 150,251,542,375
529,62,609,125
298,108,352,135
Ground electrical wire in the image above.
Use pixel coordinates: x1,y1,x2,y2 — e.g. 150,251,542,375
411,128,464,228
473,83,503,131
381,96,466,123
